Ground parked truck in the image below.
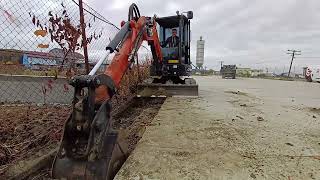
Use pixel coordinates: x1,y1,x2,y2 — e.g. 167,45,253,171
221,65,236,79
305,66,320,82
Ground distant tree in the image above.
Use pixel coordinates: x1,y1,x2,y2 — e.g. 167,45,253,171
207,69,214,75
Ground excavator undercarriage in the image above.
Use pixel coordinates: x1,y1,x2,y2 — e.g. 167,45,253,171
138,77,198,97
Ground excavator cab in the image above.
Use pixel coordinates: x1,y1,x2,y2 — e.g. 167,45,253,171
150,12,193,78
139,11,198,97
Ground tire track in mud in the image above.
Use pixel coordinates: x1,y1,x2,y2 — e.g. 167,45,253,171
223,89,320,179
223,90,269,178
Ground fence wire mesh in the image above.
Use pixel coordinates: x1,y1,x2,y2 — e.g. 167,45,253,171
0,0,122,104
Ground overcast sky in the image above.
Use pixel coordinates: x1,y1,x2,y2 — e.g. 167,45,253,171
1,0,320,73
84,0,320,72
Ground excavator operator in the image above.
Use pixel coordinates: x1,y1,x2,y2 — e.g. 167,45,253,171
162,28,179,47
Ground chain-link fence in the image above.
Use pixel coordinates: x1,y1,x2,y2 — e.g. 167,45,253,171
0,1,154,175
0,0,122,104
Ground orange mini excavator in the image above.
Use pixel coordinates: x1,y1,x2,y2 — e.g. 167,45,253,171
52,3,197,179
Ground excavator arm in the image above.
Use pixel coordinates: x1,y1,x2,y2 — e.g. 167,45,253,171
52,3,162,180
95,12,163,103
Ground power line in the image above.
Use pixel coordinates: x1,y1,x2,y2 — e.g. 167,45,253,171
286,49,301,77
71,0,151,52
218,60,224,69
296,56,320,59
71,0,119,29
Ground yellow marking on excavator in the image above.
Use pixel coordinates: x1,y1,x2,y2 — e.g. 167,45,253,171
168,60,179,63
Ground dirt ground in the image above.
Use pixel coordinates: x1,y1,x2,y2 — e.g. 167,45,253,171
115,76,320,180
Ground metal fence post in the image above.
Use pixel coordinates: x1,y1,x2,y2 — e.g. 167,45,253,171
78,0,90,74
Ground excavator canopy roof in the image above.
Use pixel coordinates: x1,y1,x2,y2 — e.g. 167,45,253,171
155,15,188,28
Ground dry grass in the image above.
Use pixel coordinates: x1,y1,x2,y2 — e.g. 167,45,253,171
112,63,150,107
0,104,71,175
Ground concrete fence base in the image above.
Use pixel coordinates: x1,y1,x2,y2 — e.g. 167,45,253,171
0,75,73,104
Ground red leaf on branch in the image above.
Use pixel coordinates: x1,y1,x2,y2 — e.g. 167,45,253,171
47,80,53,91
63,84,69,92
32,15,36,24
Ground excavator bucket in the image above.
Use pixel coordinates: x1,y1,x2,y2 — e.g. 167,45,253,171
52,100,129,180
51,74,129,180
137,78,198,97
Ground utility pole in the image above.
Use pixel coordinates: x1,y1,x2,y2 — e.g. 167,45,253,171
218,60,224,69
79,0,90,74
287,50,301,77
